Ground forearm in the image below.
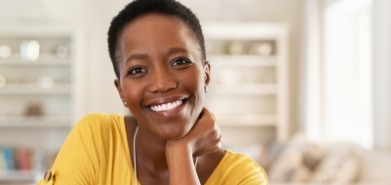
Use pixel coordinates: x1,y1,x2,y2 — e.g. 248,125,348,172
166,141,200,185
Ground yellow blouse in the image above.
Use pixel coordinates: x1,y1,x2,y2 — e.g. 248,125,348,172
37,113,268,185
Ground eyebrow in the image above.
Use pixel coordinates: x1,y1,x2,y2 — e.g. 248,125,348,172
125,53,148,65
167,47,188,56
125,47,188,65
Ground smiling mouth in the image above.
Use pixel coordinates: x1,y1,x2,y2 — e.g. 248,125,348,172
149,99,184,112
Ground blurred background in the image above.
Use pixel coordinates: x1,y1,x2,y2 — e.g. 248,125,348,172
0,0,390,184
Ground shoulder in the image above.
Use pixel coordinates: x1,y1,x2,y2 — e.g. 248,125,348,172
77,113,122,124
222,150,265,171
209,150,269,185
70,113,127,140
74,113,123,130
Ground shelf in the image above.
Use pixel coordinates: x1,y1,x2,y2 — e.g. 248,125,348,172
0,116,71,128
216,114,276,127
203,22,289,144
209,55,277,67
203,22,288,40
0,54,70,66
0,170,35,182
0,27,83,185
0,85,71,95
210,83,276,95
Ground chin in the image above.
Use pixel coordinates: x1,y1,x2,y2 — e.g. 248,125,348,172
160,120,194,140
163,133,187,140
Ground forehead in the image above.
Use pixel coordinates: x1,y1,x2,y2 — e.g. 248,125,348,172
115,13,201,65
118,13,197,48
125,13,186,31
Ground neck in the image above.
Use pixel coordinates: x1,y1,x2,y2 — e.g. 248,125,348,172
135,127,170,171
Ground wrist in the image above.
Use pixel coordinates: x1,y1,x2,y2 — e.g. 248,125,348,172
166,140,193,158
166,140,200,185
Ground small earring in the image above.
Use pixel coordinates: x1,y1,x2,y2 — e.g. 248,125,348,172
123,101,128,107
205,85,210,92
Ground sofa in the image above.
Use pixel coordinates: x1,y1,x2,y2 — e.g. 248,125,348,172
230,134,391,185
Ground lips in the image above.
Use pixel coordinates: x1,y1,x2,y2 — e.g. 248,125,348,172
149,99,183,112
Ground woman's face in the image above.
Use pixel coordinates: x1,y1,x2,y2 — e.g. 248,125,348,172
115,14,210,140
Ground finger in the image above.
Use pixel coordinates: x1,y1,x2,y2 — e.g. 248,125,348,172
197,107,207,119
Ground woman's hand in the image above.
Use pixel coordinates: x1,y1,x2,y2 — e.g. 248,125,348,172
185,107,222,157
165,108,222,185
166,107,222,157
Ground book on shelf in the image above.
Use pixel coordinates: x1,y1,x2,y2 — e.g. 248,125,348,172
16,148,32,170
0,146,57,173
2,147,15,170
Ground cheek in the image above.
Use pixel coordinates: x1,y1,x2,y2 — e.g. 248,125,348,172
122,82,143,109
179,69,205,99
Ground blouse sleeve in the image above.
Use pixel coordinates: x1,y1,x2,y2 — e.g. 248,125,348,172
37,115,101,185
205,150,269,185
238,165,269,185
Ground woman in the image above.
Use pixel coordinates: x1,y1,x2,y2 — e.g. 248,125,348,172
38,0,268,184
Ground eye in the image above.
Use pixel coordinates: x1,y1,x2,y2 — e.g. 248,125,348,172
171,58,192,68
127,66,147,77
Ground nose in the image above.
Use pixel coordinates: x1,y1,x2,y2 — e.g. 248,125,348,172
148,68,177,93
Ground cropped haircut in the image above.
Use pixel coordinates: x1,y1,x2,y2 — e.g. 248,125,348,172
107,0,206,79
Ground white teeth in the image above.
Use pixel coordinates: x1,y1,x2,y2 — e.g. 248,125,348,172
150,100,183,112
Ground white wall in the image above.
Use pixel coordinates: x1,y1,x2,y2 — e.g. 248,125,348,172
300,0,391,150
0,0,304,133
373,0,391,150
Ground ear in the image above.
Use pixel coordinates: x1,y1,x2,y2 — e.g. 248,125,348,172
114,79,125,101
204,61,211,87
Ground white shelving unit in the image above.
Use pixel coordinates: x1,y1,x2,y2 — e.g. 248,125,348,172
202,22,289,146
0,26,85,184
0,170,35,182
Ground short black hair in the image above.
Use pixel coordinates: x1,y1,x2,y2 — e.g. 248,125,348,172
107,0,206,79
